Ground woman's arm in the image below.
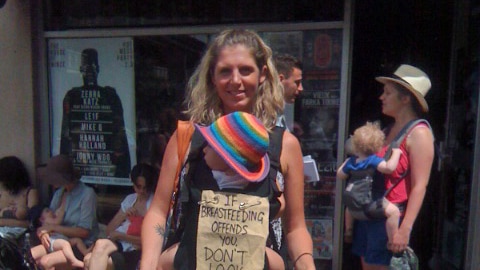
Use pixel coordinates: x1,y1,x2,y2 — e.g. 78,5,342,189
281,132,315,270
391,126,434,253
140,131,180,270
0,216,29,227
109,230,142,247
336,159,349,181
39,223,90,239
106,208,127,236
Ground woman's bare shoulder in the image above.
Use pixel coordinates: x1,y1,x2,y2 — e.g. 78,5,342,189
281,130,301,149
408,124,434,143
280,131,303,173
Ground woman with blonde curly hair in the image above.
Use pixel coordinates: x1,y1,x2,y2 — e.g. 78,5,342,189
140,29,315,270
337,122,403,244
184,29,284,129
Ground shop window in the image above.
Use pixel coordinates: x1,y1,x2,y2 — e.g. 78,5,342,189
46,30,344,269
43,0,344,30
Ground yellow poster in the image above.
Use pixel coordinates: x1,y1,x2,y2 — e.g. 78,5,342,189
197,190,269,270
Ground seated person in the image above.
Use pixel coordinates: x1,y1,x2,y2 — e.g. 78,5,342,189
83,163,159,270
32,155,99,269
0,156,40,237
158,112,285,270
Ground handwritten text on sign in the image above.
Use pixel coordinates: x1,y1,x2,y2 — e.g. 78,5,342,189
197,190,269,270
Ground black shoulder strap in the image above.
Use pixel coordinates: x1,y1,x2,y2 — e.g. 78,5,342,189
268,126,285,167
179,129,205,199
189,129,206,158
267,126,285,193
383,119,432,196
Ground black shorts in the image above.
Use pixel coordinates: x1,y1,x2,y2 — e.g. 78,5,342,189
113,240,124,252
111,249,141,270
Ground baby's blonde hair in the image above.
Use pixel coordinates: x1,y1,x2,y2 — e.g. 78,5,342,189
351,122,385,156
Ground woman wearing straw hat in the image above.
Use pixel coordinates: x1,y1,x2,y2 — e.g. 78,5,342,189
351,64,435,269
32,154,99,269
140,29,315,270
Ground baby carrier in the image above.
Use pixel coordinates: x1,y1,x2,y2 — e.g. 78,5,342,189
165,125,285,270
342,119,431,220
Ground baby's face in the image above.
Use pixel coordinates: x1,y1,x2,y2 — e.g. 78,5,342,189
203,145,230,172
40,208,54,222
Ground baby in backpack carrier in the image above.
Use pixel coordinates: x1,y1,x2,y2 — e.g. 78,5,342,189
159,112,285,270
337,122,403,244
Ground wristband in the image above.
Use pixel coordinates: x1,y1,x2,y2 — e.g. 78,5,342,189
293,252,313,268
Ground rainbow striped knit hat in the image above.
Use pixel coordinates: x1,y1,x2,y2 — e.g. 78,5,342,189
195,111,270,182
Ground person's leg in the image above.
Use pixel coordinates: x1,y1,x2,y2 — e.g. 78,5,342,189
30,244,48,262
83,252,92,270
87,239,118,270
382,198,400,244
266,247,285,270
344,208,354,243
70,237,91,255
38,250,70,270
52,238,85,268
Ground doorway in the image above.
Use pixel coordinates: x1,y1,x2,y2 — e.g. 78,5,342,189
345,0,479,269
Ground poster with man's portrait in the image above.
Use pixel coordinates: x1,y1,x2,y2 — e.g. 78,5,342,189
48,37,136,186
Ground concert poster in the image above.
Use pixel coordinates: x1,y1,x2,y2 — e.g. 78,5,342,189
48,37,136,186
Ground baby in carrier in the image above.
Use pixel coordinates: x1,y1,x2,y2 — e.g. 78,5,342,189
159,111,284,270
337,122,402,244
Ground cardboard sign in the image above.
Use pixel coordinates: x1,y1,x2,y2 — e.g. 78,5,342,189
197,190,269,270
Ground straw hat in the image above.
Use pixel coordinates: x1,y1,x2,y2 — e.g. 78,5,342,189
376,64,431,112
37,155,79,186
195,112,270,182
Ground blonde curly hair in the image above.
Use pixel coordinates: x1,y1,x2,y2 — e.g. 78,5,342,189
351,122,385,156
183,29,284,131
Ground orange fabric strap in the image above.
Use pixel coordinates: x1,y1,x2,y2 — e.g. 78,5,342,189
171,120,194,207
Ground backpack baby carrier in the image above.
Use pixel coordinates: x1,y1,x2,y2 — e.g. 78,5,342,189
163,125,286,270
342,119,431,220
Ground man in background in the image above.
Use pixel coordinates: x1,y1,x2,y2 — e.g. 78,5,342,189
274,54,304,104
273,54,304,133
